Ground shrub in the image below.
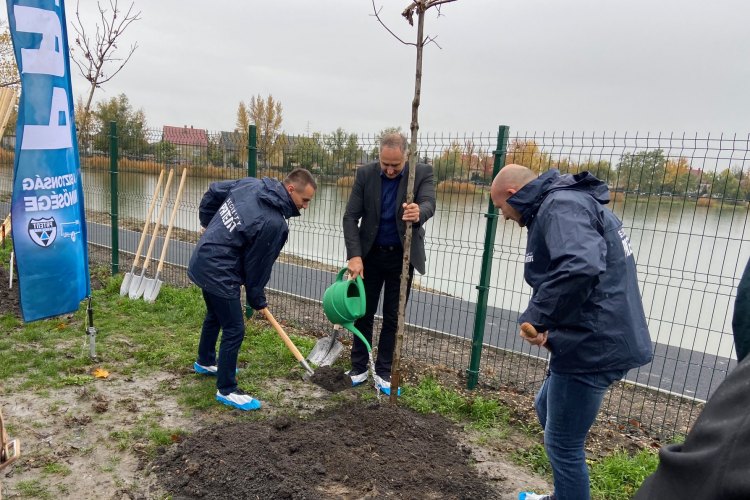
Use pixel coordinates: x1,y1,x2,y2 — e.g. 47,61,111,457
610,192,626,203
337,177,355,188
436,181,477,194
0,148,14,164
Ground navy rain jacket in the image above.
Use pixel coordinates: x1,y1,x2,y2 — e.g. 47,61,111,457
508,169,653,373
187,177,300,310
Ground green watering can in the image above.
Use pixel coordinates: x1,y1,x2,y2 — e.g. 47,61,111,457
306,268,371,366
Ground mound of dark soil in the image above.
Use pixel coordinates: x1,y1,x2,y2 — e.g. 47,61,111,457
0,265,21,318
155,403,498,500
310,366,351,392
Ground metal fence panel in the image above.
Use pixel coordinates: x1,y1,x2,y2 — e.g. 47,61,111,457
2,127,748,437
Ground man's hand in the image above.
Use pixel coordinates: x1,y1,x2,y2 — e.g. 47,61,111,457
519,323,548,348
201,227,206,234
402,203,420,223
347,256,364,280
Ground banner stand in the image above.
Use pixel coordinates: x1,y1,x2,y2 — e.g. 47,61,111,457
86,296,97,359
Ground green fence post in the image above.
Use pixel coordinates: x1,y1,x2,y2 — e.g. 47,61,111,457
109,120,119,275
245,124,258,319
247,124,257,178
467,125,510,390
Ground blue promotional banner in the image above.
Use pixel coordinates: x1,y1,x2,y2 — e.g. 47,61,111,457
6,0,90,322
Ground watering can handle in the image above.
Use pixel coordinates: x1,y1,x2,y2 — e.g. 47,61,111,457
355,275,366,314
337,267,367,314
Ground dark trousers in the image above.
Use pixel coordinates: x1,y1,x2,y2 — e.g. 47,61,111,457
197,289,245,395
351,246,414,376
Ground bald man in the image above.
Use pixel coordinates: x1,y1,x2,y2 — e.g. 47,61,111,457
491,165,653,500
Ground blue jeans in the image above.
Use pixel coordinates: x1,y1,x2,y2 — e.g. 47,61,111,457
197,290,245,395
535,369,627,500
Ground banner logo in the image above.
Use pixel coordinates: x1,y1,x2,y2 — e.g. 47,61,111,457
28,217,57,247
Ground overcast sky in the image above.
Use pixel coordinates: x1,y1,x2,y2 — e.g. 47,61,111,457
12,0,750,136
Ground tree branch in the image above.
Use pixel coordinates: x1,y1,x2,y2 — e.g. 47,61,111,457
425,0,458,8
423,35,442,49
372,0,416,46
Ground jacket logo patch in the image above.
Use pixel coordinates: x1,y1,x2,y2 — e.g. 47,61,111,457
219,199,242,233
525,252,534,263
618,229,633,258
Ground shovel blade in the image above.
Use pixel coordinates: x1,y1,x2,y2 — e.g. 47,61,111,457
128,272,144,299
120,272,133,296
306,338,344,367
143,279,163,303
131,277,150,300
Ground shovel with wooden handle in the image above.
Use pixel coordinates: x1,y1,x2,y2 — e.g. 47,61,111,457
143,168,188,303
521,322,539,339
120,169,165,296
129,169,175,299
262,307,316,379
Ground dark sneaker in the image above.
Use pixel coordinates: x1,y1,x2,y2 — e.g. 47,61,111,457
216,389,261,411
346,369,368,386
374,373,401,396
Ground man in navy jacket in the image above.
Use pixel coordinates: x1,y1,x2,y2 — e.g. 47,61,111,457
491,165,653,500
188,169,316,411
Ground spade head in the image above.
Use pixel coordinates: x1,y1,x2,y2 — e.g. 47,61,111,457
131,276,150,300
306,338,344,367
143,279,163,303
120,272,133,296
128,269,146,299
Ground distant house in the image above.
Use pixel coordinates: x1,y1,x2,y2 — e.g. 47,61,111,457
220,131,243,167
163,125,208,159
354,151,374,168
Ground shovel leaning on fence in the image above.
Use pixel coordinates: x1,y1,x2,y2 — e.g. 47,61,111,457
120,169,165,296
129,169,175,299
143,168,188,303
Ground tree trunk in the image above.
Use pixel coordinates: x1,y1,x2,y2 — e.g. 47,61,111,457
81,63,103,134
390,0,425,405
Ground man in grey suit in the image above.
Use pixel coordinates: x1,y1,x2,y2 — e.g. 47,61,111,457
343,133,436,395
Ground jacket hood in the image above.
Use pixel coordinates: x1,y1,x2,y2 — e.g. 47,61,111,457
259,177,300,219
507,169,610,226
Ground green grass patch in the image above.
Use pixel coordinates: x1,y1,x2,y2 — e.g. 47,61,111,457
511,444,553,478
15,479,53,499
43,462,71,476
511,444,659,499
400,377,511,430
669,433,686,444
590,449,659,500
1,263,317,406
177,323,317,409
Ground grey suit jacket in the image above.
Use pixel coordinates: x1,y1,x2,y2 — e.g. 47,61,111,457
343,161,436,275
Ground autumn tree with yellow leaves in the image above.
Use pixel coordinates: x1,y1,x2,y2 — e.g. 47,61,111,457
236,95,284,167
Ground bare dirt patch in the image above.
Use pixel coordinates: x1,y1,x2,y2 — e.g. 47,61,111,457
2,367,550,500
0,372,189,500
155,403,507,500
0,264,20,318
